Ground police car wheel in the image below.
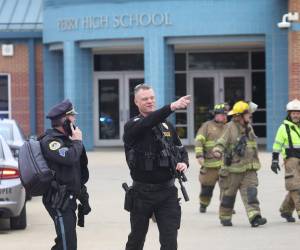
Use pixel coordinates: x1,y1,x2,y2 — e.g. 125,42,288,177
10,204,27,230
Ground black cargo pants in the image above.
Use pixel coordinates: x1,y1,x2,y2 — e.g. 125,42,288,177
125,183,181,250
43,195,77,250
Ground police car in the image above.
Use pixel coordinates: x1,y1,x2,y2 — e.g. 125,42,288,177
0,135,26,230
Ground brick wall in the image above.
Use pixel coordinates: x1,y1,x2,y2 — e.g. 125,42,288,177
289,0,300,99
0,44,30,135
0,42,44,137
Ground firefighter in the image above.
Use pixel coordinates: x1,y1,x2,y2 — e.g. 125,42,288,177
271,99,300,223
212,101,267,227
195,103,228,213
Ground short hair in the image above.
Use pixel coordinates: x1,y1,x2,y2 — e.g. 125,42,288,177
134,83,152,96
51,116,66,128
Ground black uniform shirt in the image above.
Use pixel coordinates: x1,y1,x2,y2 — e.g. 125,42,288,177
123,105,189,184
40,129,89,195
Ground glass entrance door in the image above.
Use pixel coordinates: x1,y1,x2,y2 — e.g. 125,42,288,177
125,73,145,119
189,71,249,144
94,72,144,146
220,71,250,108
189,73,218,141
95,74,123,145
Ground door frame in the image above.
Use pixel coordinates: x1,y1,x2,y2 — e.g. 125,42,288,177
93,71,144,146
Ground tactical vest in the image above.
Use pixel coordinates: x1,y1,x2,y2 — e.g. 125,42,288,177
125,122,174,171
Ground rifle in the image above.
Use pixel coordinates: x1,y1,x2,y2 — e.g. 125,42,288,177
154,127,189,202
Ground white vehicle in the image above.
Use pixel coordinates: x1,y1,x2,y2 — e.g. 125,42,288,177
0,119,25,158
0,135,26,230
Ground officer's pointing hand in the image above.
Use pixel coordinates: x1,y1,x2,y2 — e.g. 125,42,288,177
170,95,191,111
70,125,82,141
176,162,187,172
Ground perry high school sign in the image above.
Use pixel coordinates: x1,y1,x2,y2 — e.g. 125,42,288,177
57,13,172,31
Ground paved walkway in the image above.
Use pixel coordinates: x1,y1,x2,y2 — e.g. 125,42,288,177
0,149,298,250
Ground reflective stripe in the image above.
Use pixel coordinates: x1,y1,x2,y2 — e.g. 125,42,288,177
248,210,260,221
204,141,215,147
227,162,260,173
199,197,210,206
247,141,257,147
247,163,261,171
219,215,232,220
204,160,223,168
195,134,205,142
226,165,247,173
195,147,203,154
284,145,300,149
56,210,67,250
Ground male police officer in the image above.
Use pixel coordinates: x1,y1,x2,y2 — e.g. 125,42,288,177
123,84,190,250
195,103,228,213
212,101,267,227
271,99,300,222
40,99,90,250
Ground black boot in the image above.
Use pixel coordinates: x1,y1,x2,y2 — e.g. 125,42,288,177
251,215,267,227
281,213,296,223
221,220,233,227
199,204,207,213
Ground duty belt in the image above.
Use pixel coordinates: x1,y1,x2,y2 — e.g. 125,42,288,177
132,179,175,192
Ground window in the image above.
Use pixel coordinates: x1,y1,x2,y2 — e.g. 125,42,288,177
94,54,144,71
175,53,186,71
189,52,248,70
0,75,10,119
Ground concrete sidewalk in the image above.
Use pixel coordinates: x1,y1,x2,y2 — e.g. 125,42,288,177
0,150,298,250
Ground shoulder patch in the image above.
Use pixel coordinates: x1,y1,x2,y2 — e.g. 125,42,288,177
49,141,61,151
58,147,69,157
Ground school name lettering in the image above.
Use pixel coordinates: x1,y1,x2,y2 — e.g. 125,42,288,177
58,13,172,31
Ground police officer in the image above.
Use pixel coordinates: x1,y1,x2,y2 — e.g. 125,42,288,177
271,99,300,222
123,84,190,250
212,101,267,227
195,103,228,213
40,99,90,250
